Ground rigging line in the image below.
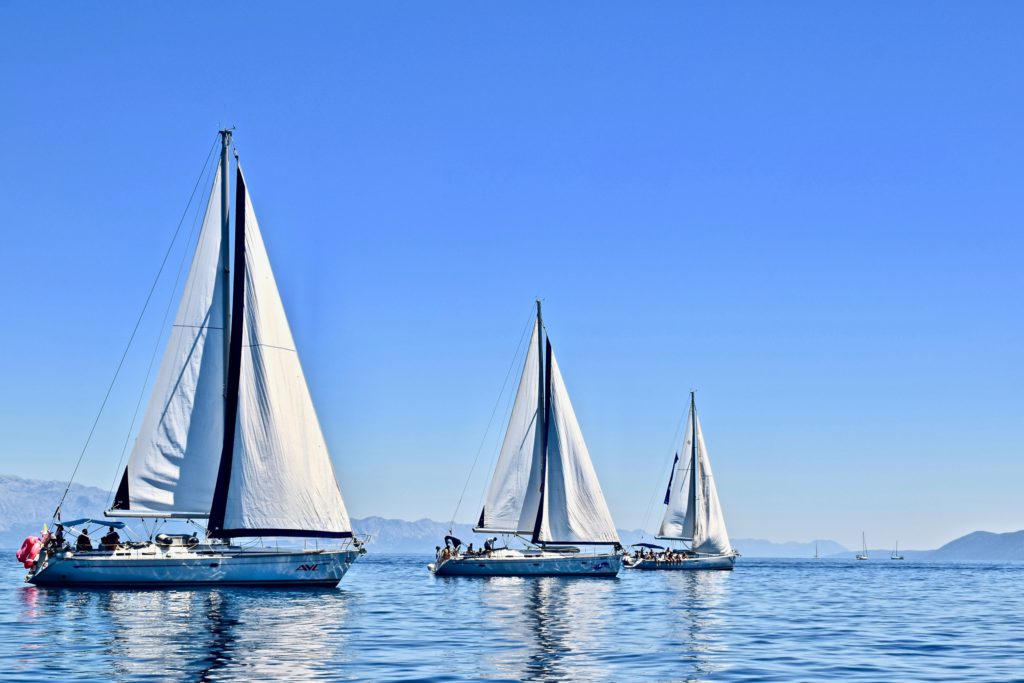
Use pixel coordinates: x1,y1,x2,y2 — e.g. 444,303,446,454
639,398,689,537
53,133,221,521
105,146,220,501
447,305,537,533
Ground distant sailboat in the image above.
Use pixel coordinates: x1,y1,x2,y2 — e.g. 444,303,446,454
24,131,363,587
814,542,820,560
626,392,738,570
429,301,623,577
855,532,869,561
891,541,904,561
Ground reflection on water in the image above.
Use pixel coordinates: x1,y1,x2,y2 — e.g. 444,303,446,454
478,576,618,681
665,570,729,681
12,584,350,682
471,570,731,682
6,557,1024,682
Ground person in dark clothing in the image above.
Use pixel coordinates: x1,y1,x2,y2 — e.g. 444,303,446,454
75,529,93,552
52,524,65,548
100,527,121,551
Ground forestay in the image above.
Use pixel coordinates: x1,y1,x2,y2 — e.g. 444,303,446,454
112,172,226,514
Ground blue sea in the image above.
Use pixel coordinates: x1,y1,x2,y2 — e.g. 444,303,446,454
2,555,1022,681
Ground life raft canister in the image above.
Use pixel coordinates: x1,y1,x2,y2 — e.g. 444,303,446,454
16,536,42,569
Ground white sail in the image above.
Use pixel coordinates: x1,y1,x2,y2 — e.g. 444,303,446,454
658,406,732,554
118,172,225,514
691,415,731,554
657,417,696,540
477,322,543,534
535,353,619,545
219,173,352,536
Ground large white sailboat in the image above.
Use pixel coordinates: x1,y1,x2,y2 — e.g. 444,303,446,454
627,392,738,570
25,131,363,587
429,302,623,577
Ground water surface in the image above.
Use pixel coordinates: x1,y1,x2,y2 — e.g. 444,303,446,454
2,555,1022,681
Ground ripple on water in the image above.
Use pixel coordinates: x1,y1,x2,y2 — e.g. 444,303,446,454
1,557,1024,681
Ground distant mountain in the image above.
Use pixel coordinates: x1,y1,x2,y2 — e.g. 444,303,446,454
731,538,847,558
928,530,1024,562
353,516,477,553
0,474,111,545
1,475,1022,560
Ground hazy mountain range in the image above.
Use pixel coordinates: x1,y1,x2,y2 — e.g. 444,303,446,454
0,475,1020,561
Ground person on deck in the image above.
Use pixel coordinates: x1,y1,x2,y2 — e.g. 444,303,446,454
75,529,93,552
100,527,121,551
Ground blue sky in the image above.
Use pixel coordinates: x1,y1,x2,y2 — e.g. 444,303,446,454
1,3,1021,549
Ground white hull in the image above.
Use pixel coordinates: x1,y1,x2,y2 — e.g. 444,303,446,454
625,553,737,571
429,549,621,577
27,543,359,588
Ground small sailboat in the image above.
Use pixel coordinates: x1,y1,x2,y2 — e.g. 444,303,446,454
24,131,363,587
814,542,820,560
891,541,904,561
855,532,869,560
429,301,623,577
627,392,738,570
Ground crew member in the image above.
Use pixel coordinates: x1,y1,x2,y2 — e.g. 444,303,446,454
100,526,121,551
75,529,93,552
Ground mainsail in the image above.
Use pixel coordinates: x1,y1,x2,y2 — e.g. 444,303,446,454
208,166,352,538
112,171,226,515
476,303,618,545
657,394,732,554
477,321,543,534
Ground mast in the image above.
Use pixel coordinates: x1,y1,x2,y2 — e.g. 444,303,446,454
207,158,247,537
218,129,232,394
531,299,549,544
536,299,544,432
688,391,701,546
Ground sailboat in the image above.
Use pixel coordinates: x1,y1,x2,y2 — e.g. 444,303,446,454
814,542,820,560
891,540,904,561
24,131,363,587
627,392,738,570
429,301,623,577
855,532,869,560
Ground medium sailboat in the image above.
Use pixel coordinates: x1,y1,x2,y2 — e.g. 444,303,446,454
627,392,738,570
429,301,623,577
856,532,869,560
24,131,363,587
891,541,904,560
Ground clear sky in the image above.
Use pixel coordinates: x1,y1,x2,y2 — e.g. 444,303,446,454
1,3,1021,550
